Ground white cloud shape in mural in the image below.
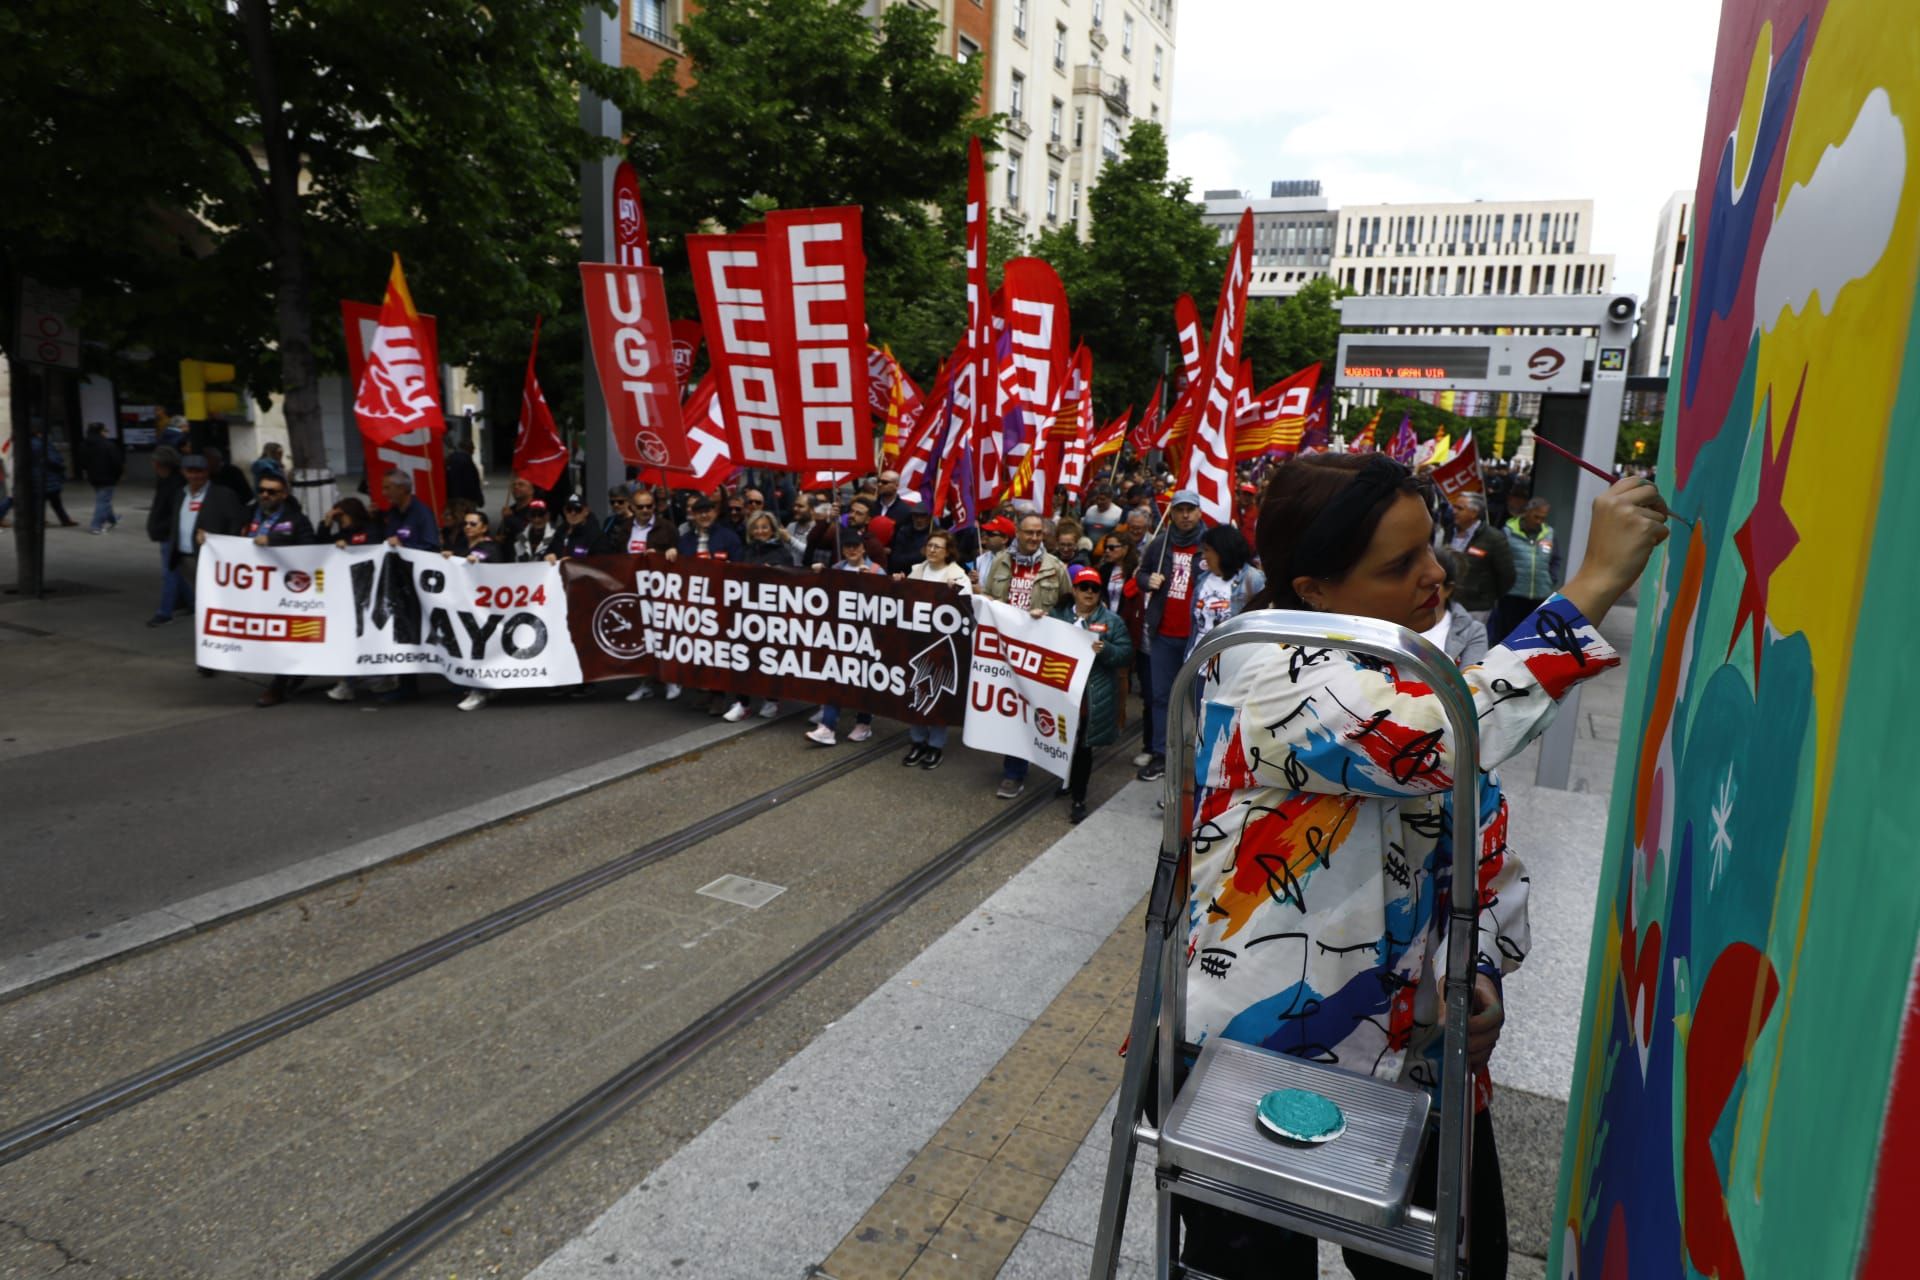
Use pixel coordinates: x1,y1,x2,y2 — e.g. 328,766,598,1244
1754,88,1906,333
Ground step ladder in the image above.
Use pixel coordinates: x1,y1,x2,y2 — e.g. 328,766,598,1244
1088,610,1485,1280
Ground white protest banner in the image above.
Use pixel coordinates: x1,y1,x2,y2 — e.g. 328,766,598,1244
194,536,580,689
961,596,1097,781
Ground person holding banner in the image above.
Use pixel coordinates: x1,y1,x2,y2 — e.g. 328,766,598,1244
804,530,886,747
246,473,317,708
983,514,1071,799
1052,566,1133,823
375,471,440,552
1171,453,1671,1278
679,495,744,561
898,531,972,769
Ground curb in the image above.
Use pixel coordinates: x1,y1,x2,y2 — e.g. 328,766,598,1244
0,713,778,1003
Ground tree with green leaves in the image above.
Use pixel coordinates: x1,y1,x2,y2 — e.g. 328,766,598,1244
1,0,622,477
1241,275,1349,389
617,0,993,381
1032,121,1224,423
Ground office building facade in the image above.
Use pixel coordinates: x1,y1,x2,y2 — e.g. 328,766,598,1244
1632,189,1691,377
1198,182,1337,298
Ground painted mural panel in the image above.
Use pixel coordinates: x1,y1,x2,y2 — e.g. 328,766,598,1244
1550,1,1920,1277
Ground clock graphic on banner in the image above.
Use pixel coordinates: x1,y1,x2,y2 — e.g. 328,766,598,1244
591,593,650,661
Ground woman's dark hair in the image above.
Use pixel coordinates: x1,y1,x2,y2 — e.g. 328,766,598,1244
1252,455,1422,609
1201,524,1252,579
334,497,372,529
1100,530,1140,579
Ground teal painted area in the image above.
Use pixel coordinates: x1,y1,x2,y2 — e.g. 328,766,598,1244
1257,1088,1343,1140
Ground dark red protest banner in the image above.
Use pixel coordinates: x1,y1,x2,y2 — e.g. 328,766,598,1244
613,161,649,267
581,263,692,474
561,556,970,724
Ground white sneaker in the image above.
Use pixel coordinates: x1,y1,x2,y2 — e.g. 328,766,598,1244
722,702,751,722
1132,751,1152,768
757,700,781,719
847,724,873,743
457,690,489,712
327,681,356,703
626,683,654,701
804,724,836,746
664,683,683,700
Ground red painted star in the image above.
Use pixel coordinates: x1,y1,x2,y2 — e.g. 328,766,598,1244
1727,369,1803,674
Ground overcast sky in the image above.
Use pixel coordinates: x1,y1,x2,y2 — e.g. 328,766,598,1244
1166,0,1724,299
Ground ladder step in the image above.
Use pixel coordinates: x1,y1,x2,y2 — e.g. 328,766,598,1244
1158,1039,1431,1228
1163,1167,1442,1273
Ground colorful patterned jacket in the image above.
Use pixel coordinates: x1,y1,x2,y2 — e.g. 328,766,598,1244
1185,595,1617,1090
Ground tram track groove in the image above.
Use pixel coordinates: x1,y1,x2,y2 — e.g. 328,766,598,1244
0,731,908,1169
314,746,1123,1280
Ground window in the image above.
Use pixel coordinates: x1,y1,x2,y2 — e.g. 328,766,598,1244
1150,102,1158,121
1049,98,1063,141
957,34,979,64
1092,0,1104,26
1010,71,1025,119
1122,14,1133,55
1013,0,1027,39
1046,173,1060,222
1069,179,1081,220
1053,22,1067,68
632,0,676,48
1100,115,1121,159
1073,106,1084,147
1153,45,1163,84
1006,150,1022,205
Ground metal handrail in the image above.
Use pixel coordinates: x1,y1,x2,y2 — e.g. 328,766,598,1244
1092,608,1482,1280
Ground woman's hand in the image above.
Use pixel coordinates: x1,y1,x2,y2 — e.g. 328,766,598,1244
1466,974,1505,1071
1561,477,1672,624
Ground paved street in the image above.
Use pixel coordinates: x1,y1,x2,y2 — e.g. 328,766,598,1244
0,475,747,971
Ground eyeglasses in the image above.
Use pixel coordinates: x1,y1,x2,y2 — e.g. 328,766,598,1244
463,518,485,528
744,498,764,507
258,487,285,497
632,504,655,512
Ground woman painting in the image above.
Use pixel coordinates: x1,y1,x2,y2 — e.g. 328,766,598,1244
1175,453,1669,1278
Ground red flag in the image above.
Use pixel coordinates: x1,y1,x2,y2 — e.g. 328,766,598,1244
897,359,952,499
613,162,649,267
1429,435,1485,498
1129,379,1164,456
937,140,994,518
513,315,568,492
993,256,1070,499
353,255,444,449
1090,408,1130,462
1235,363,1321,458
341,296,445,519
1179,208,1252,523
688,206,870,474
1174,293,1205,389
637,373,735,493
581,263,693,474
669,319,703,389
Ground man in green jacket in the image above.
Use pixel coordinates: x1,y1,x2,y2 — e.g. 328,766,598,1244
1446,491,1515,615
1488,498,1565,644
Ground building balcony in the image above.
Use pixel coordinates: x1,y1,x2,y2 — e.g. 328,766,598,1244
1072,65,1129,116
1046,139,1069,162
1007,117,1031,140
631,19,678,50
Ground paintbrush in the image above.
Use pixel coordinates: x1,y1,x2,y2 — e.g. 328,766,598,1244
1531,434,1694,528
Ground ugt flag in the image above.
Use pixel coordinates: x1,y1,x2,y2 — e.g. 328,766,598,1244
353,255,444,448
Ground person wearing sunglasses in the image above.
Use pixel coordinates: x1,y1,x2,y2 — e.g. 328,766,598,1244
450,510,503,563
596,484,677,558
244,475,317,708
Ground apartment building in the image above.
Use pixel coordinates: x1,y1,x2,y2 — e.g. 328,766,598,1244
985,0,1178,237
621,1,992,91
1632,189,1691,377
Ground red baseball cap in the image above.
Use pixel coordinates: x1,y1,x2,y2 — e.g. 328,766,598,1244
1070,566,1102,587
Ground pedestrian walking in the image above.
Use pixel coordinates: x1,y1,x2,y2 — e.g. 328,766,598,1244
156,455,244,667
1445,491,1515,615
82,423,125,533
31,426,77,527
1052,566,1133,822
899,531,971,769
1132,489,1209,782
1486,498,1564,645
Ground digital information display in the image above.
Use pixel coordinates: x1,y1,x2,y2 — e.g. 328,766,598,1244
1336,333,1591,394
